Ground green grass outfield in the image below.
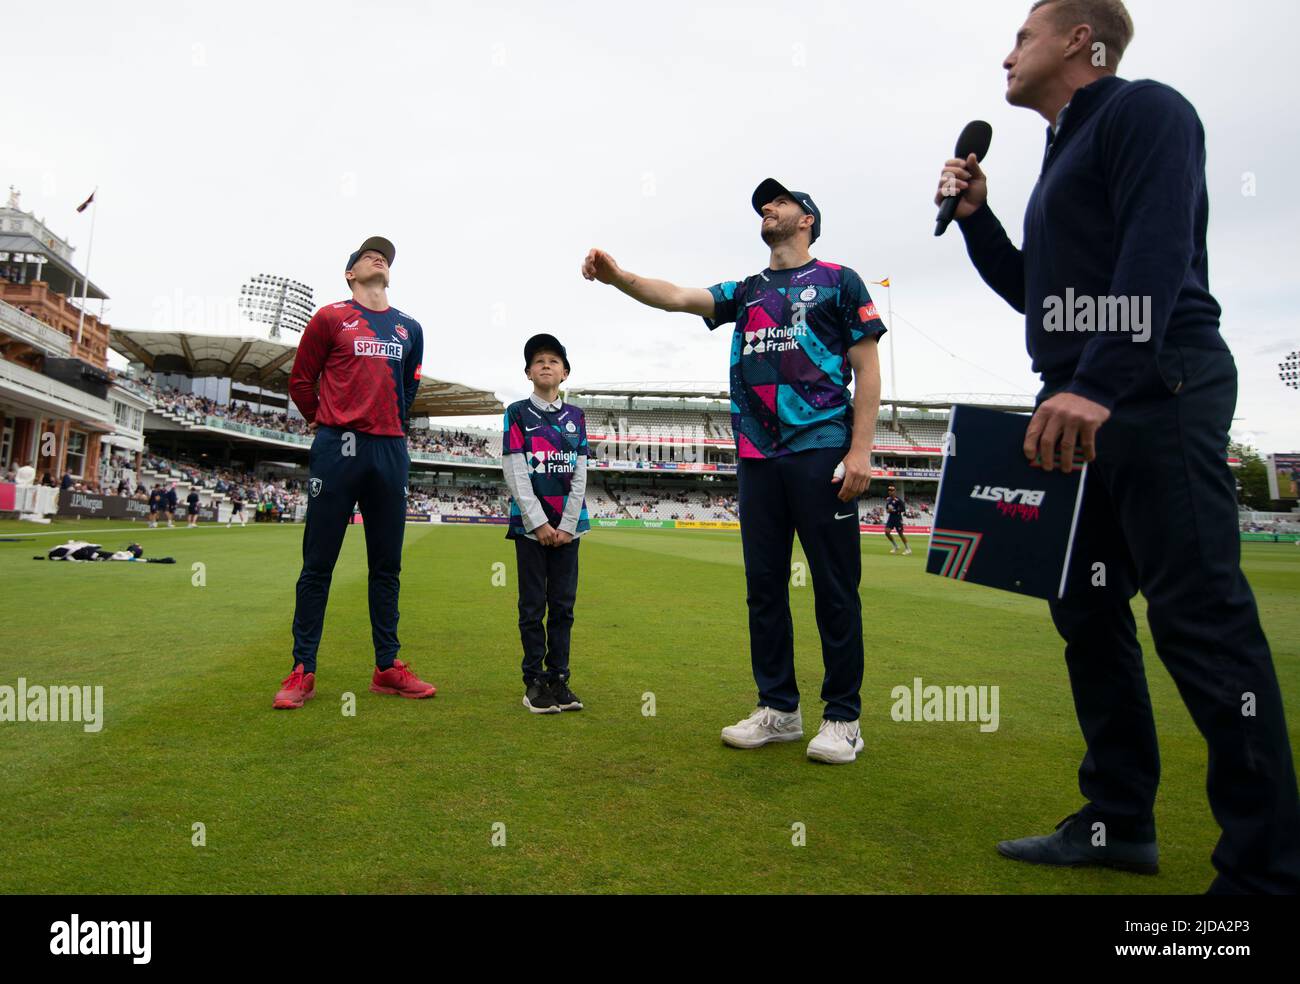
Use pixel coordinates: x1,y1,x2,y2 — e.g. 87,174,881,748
1,517,1297,894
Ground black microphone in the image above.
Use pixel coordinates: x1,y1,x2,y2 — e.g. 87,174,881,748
935,120,993,237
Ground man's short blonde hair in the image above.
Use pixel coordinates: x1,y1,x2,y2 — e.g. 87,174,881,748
1030,0,1134,66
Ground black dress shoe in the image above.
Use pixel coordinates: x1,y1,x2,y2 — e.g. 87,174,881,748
996,813,1159,875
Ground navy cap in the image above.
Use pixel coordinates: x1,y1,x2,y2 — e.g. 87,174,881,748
345,236,396,274
524,333,570,373
751,178,821,244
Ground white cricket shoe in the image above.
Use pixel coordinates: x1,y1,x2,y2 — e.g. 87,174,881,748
889,546,898,554
806,719,865,764
721,706,803,749
903,547,913,555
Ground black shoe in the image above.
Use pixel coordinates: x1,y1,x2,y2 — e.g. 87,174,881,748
523,678,561,714
996,812,1159,875
547,677,584,711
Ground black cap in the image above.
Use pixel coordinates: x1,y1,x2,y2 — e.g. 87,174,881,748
524,333,570,373
751,178,821,244
345,236,396,274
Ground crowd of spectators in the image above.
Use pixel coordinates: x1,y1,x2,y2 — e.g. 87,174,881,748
1,264,35,287
408,429,493,457
592,484,740,522
152,388,315,437
1240,518,1300,534
4,300,57,328
10,467,114,495
136,451,306,514
137,379,498,457
408,483,507,517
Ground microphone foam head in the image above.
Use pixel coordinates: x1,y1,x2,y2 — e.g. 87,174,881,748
954,120,993,161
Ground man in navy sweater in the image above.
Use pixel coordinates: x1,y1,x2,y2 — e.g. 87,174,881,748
937,0,1300,893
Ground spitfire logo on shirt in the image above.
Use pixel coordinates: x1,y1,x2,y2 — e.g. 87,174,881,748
353,338,404,360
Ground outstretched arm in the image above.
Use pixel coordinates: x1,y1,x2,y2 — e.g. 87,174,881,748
581,248,715,316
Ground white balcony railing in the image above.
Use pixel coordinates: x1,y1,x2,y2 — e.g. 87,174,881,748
0,300,72,357
0,356,113,423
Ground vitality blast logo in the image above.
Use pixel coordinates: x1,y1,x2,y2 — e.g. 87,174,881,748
970,486,1045,522
969,486,1046,506
50,914,151,964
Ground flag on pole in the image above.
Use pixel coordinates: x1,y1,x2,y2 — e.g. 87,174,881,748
75,191,95,213
872,277,890,288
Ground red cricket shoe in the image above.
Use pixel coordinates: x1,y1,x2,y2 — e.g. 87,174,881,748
370,659,437,699
273,663,316,709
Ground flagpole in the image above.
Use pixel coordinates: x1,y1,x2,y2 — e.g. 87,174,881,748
76,188,97,348
872,278,899,428
886,280,898,428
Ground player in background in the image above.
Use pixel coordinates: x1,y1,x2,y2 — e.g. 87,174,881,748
185,487,200,528
163,481,178,528
147,485,162,528
582,178,884,764
883,484,911,555
501,334,590,714
227,489,246,527
273,236,435,710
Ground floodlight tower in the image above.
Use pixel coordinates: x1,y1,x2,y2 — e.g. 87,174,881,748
239,273,314,339
1280,351,1299,391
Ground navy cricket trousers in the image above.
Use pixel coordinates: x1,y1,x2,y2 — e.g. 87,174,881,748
738,445,864,721
291,425,409,673
514,535,580,684
1047,345,1300,893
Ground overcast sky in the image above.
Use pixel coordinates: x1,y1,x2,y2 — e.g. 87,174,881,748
9,0,1298,451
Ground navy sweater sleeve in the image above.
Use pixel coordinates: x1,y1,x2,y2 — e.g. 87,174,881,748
956,204,1026,315
1065,84,1207,408
402,321,424,433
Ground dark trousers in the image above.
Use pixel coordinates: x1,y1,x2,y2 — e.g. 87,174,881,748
1047,344,1300,893
514,535,580,684
291,426,409,673
738,446,864,721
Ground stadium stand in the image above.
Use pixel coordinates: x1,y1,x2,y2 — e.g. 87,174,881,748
595,480,740,522
134,377,500,457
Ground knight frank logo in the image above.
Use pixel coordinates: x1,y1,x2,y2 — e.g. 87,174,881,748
531,449,578,475
743,323,807,355
970,485,1045,522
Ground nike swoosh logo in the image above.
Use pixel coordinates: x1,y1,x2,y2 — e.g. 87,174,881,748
746,299,764,307
835,512,856,520
526,425,541,431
